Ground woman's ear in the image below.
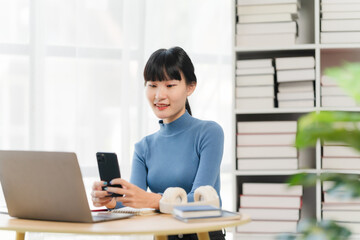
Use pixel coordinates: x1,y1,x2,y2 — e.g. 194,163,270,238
186,82,196,96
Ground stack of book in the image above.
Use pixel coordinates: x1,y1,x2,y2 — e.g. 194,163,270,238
322,144,360,169
275,56,315,108
321,75,358,107
235,0,300,47
320,0,360,44
237,120,298,170
322,181,360,234
235,58,275,109
238,182,303,233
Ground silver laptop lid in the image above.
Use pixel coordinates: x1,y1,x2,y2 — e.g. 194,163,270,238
0,151,94,222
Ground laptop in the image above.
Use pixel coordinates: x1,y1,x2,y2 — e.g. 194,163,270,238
0,150,133,223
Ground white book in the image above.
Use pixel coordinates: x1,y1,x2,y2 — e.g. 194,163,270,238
323,210,360,222
236,67,274,75
237,121,297,133
239,208,300,221
236,22,297,35
338,222,360,234
323,145,360,157
324,192,360,204
321,19,360,31
278,81,314,93
321,86,347,96
237,158,298,170
236,86,274,98
321,75,337,86
277,69,315,82
240,195,302,208
322,0,360,3
321,3,360,12
275,56,315,70
236,59,273,69
237,3,299,15
277,91,314,100
322,11,360,20
278,99,315,108
242,183,302,196
321,32,360,44
236,220,298,233
237,146,298,158
237,0,299,5
236,74,274,86
236,33,296,47
322,202,360,211
237,133,296,146
238,13,298,23
322,157,360,169
235,98,274,109
321,96,358,107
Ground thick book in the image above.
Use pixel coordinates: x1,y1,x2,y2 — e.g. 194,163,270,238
173,205,221,218
242,183,303,196
237,0,299,5
324,192,360,204
240,195,302,208
237,133,296,146
321,19,360,32
236,33,296,47
321,75,337,86
237,3,299,15
111,207,157,216
323,210,360,222
278,81,314,93
236,74,274,86
235,86,274,98
237,146,298,158
235,98,274,109
322,157,360,169
237,220,298,233
321,32,360,44
322,202,360,211
277,69,315,82
322,11,360,20
237,158,298,170
275,56,315,70
236,21,297,35
236,67,274,75
236,59,273,69
323,145,360,158
174,210,241,223
322,0,360,3
321,86,347,96
237,121,297,133
239,208,300,221
278,99,315,108
321,3,360,12
238,12,298,23
277,91,314,101
321,96,358,107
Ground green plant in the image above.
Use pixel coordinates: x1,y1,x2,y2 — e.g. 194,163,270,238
281,62,360,240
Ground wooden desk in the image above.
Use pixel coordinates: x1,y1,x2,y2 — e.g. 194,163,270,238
0,213,250,240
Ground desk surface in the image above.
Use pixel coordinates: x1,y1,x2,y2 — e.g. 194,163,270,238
0,213,251,236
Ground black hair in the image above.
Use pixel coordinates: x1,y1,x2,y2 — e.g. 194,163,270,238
143,46,197,115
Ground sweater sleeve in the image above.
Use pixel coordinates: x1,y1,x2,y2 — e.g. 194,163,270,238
187,122,224,202
114,138,148,209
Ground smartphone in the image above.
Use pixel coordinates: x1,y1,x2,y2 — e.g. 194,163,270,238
96,152,123,197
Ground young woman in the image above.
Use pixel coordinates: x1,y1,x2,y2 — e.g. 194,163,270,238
91,47,225,239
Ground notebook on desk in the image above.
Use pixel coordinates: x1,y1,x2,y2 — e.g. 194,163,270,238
0,150,133,223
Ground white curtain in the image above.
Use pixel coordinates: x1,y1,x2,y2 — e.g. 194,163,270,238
0,0,233,224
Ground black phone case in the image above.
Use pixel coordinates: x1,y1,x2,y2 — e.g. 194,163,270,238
96,152,123,197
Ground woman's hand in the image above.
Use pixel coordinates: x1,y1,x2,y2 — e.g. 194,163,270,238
91,181,116,209
107,178,162,209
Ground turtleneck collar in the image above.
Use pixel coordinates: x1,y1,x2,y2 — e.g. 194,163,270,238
158,111,193,136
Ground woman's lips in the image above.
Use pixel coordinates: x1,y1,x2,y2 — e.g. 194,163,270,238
155,104,169,110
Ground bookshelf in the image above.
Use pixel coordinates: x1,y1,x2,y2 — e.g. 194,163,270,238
232,0,360,238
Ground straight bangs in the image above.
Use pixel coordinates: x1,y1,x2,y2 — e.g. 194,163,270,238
144,49,182,83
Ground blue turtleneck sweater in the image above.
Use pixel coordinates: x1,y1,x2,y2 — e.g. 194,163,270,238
115,111,224,208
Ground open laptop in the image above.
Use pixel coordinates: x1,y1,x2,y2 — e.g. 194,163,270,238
0,150,133,223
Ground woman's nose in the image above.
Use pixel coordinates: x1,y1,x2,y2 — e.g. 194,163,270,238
155,86,166,99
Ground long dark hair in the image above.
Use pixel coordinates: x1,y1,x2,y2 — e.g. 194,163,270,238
143,47,197,115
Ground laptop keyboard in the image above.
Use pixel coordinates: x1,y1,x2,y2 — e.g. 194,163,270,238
92,212,133,221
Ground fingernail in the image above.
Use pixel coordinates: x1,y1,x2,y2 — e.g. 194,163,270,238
104,187,108,191
109,181,113,185
107,192,113,195
103,181,108,185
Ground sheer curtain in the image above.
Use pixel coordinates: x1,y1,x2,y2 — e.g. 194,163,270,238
0,0,232,239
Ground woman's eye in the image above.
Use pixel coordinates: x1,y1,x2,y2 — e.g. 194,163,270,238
148,84,156,88
167,84,176,88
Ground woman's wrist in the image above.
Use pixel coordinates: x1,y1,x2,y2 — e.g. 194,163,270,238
148,192,162,210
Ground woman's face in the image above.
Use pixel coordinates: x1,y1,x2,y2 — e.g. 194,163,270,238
145,73,196,123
